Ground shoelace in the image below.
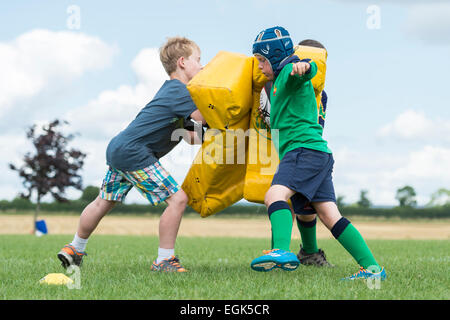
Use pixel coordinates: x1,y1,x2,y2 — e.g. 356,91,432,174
352,267,366,277
262,249,280,255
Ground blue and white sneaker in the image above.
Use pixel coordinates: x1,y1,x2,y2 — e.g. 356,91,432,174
341,266,387,281
251,249,300,272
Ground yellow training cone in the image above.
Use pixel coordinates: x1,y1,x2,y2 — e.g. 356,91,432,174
39,273,73,286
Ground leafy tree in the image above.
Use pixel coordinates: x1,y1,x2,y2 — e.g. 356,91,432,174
357,190,371,208
427,188,450,207
395,185,417,208
80,185,100,203
9,120,86,232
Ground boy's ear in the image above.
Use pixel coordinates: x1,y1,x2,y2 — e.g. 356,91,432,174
177,56,185,69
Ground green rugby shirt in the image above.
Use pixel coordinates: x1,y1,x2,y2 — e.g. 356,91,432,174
270,61,331,159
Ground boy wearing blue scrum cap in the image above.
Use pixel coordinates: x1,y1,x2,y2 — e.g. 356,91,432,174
258,39,333,267
250,26,386,281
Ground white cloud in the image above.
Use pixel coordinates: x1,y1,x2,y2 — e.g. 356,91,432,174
131,48,168,87
0,29,118,119
393,145,450,180
377,109,450,143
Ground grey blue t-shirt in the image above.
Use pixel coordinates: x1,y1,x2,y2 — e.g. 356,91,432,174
106,79,198,171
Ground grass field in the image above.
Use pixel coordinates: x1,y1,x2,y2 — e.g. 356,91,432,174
1,234,449,300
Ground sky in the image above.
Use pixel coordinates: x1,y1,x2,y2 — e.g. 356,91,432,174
1,0,449,207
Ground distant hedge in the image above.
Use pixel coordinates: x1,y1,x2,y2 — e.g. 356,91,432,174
339,206,450,219
1,198,449,219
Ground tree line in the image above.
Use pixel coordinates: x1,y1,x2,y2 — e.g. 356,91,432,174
337,187,450,209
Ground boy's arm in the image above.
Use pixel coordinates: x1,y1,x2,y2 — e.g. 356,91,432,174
189,109,207,125
183,114,207,145
289,60,317,82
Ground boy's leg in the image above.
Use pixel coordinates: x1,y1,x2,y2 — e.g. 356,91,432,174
313,201,380,270
251,184,300,272
295,214,318,254
291,193,333,266
76,196,117,240
294,211,334,267
74,166,131,245
124,161,187,272
66,196,117,256
58,197,116,268
264,184,296,251
158,189,188,258
58,167,130,268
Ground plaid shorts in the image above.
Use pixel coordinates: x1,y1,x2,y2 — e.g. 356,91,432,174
99,161,180,206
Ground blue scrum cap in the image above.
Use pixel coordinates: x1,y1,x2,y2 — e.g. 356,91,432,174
252,26,294,72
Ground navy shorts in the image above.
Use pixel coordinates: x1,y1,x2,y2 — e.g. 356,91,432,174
271,147,336,215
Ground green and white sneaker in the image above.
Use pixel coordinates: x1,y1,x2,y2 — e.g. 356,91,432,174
341,266,387,281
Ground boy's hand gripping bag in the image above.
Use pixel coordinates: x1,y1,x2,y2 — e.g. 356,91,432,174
182,51,253,217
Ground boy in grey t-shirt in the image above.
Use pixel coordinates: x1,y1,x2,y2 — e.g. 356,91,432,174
57,37,206,272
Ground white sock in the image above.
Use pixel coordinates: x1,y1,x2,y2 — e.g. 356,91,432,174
156,247,174,264
70,233,89,252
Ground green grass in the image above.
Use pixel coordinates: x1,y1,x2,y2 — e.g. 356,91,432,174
1,235,449,300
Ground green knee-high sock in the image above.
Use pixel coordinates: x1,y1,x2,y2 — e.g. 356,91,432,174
332,217,379,269
268,201,293,251
296,216,319,254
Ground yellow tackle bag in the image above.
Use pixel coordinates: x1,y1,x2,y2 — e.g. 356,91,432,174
181,51,254,217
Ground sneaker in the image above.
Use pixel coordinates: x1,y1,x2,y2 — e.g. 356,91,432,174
250,249,300,272
297,245,334,267
150,255,187,272
341,266,387,281
57,244,87,269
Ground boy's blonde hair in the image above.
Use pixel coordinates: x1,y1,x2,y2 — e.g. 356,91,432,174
159,37,200,75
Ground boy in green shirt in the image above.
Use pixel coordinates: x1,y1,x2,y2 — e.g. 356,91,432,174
250,26,386,280
259,39,334,267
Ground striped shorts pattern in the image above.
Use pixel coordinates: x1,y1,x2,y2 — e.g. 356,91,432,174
100,161,180,206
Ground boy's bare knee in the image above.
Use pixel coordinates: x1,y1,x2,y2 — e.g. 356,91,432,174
264,194,284,208
264,186,293,207
312,201,341,229
167,189,188,208
94,196,117,211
